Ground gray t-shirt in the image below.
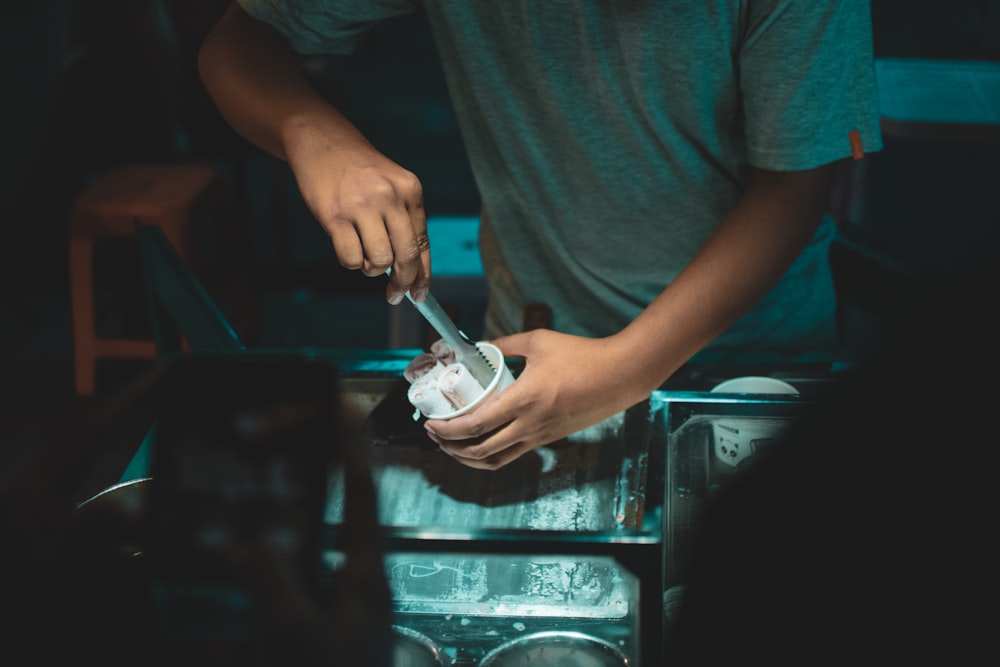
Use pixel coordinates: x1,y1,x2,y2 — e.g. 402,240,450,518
241,0,883,353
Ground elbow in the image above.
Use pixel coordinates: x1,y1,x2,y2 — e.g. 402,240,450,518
197,40,220,94
197,20,223,93
197,4,245,91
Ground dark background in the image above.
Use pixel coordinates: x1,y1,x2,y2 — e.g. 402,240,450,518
1,0,999,493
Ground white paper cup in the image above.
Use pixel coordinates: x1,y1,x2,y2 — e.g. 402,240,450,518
420,341,515,420
709,376,798,467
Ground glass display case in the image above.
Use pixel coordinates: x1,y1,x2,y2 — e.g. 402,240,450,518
655,388,816,650
326,375,667,667
118,220,841,664
110,355,829,666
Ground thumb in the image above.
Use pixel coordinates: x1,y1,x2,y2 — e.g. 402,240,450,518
489,331,532,358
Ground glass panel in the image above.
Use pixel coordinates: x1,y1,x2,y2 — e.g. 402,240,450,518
328,379,662,543
657,390,810,588
322,550,640,666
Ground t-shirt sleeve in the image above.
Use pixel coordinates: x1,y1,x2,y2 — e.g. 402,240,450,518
238,0,420,56
740,0,883,170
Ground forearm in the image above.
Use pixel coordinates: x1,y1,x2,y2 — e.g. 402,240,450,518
198,3,367,162
615,165,836,395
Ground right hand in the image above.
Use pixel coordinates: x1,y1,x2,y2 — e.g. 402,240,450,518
286,132,431,304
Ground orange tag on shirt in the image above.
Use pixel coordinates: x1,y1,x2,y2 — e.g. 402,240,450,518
849,130,864,160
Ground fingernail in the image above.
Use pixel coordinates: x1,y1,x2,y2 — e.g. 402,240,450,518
388,293,403,305
412,287,427,303
424,423,436,436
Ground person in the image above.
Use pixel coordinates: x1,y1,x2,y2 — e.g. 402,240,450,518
198,1,883,469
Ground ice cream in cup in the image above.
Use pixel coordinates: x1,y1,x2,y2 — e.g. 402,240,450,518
404,341,514,420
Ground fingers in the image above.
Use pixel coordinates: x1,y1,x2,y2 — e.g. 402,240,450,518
330,206,427,281
425,417,540,471
329,208,383,272
489,331,530,357
354,208,397,276
384,199,430,304
425,390,517,443
437,437,539,471
424,392,535,470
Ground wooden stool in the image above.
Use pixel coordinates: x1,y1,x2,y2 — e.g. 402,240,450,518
68,163,225,396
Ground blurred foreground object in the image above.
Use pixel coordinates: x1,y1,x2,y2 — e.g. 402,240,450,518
145,355,392,666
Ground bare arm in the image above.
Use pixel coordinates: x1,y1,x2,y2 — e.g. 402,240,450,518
198,3,430,302
425,164,836,469
616,164,836,394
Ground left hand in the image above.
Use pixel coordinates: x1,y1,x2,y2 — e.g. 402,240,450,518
422,329,654,469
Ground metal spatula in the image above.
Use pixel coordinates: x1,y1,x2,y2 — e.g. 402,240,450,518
402,288,497,389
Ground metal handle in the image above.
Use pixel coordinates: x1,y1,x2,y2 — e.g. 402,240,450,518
404,290,473,352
